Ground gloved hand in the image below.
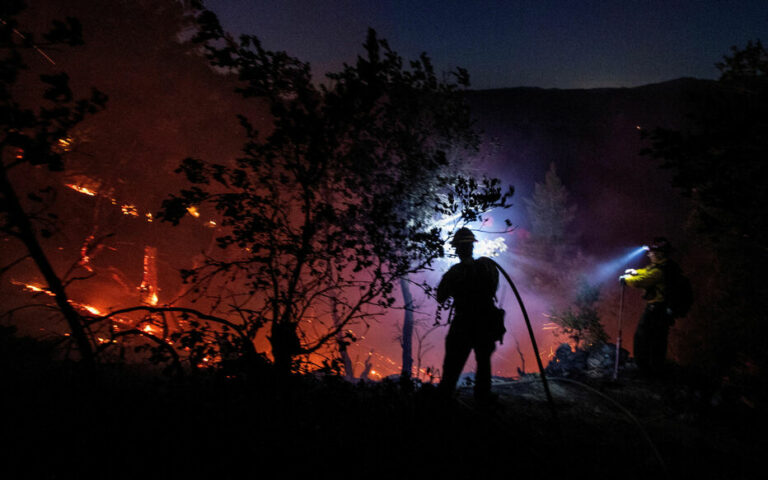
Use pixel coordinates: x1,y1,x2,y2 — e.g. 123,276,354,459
624,269,637,275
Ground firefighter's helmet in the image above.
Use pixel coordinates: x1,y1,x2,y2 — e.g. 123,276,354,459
648,237,672,253
451,227,477,246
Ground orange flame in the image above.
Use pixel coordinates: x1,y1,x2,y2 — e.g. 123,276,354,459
83,305,102,315
121,204,139,217
65,184,97,196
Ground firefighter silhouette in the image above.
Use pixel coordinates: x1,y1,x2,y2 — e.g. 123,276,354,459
437,227,500,401
620,237,679,375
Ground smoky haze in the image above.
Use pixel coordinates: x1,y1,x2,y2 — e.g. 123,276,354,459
3,1,708,379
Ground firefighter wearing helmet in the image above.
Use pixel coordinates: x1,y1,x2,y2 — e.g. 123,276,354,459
436,227,501,402
619,237,678,375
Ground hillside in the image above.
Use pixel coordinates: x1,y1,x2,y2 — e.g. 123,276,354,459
467,78,716,253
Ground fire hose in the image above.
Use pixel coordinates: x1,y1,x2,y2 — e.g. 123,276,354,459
489,259,558,422
613,282,626,380
439,259,667,476
489,262,667,477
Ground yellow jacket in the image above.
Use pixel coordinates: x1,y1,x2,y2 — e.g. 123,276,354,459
625,259,667,304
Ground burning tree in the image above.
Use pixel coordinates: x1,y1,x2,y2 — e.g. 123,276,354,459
1,2,106,362
159,9,514,374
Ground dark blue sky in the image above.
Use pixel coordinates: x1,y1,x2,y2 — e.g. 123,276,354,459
205,0,767,89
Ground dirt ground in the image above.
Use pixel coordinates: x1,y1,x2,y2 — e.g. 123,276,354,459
1,330,763,479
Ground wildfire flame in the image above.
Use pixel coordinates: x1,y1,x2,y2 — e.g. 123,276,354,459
138,246,159,306
186,206,200,218
14,281,55,296
12,281,105,317
56,137,74,152
65,184,97,196
120,204,139,217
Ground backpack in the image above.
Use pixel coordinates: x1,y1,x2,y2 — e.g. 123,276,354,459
661,261,693,318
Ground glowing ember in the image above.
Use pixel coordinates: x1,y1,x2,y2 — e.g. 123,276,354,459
186,206,200,218
79,235,95,272
121,204,139,217
138,246,159,306
56,137,73,152
14,281,55,296
12,281,106,318
65,184,97,196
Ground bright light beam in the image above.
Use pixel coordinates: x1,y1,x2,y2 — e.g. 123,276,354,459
591,246,648,284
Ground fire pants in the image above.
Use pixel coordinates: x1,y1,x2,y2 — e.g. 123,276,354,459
439,315,496,399
633,302,673,374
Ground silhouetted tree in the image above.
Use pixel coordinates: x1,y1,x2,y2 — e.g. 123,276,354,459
160,9,514,374
519,162,580,297
524,162,576,246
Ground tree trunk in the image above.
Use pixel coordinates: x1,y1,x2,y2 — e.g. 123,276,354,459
270,320,300,375
399,276,414,379
331,296,354,379
0,165,94,364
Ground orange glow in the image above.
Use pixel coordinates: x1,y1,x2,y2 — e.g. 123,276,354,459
186,206,200,218
13,281,55,297
121,204,139,217
56,137,73,152
12,281,107,319
79,235,95,272
65,184,97,196
138,246,159,306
